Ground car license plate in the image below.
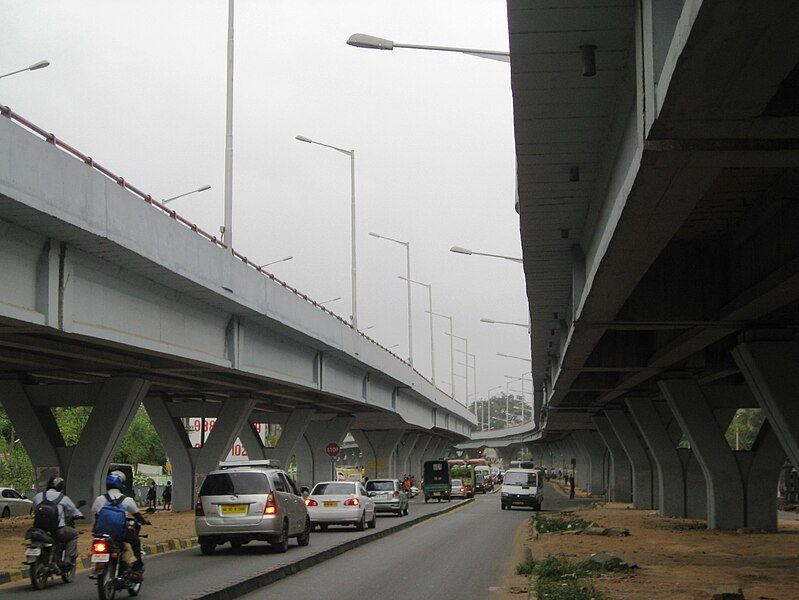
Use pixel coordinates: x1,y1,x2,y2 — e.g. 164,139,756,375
378,493,390,499
220,504,247,515
25,548,41,557
323,501,338,508
91,554,110,563
512,500,525,506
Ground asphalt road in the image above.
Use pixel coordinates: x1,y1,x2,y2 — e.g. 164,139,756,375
243,484,589,600
2,496,466,599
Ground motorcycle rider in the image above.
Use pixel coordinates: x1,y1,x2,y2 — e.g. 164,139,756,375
31,476,84,567
91,471,150,581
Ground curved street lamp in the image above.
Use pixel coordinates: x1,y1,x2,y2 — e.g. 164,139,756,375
0,60,50,80
347,34,509,63
162,184,211,205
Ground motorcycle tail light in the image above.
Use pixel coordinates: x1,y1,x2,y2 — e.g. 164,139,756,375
92,541,108,553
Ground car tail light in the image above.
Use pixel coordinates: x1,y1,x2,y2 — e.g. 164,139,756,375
264,492,279,515
392,491,400,497
305,498,318,507
92,540,108,554
344,498,360,506
461,487,467,492
194,498,204,517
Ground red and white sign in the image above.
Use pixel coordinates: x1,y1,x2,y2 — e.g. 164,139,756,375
325,442,341,458
187,418,267,462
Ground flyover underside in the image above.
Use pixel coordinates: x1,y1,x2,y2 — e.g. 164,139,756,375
508,0,799,529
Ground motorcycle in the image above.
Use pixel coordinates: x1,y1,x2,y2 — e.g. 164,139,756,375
24,500,86,590
91,518,148,600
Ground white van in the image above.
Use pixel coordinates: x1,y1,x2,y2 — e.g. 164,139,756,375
500,468,543,511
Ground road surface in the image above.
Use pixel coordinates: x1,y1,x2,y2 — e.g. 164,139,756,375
243,483,589,599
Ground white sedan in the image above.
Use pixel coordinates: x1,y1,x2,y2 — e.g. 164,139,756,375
0,487,33,518
305,481,376,531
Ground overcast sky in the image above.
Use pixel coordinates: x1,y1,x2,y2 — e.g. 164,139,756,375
2,0,531,411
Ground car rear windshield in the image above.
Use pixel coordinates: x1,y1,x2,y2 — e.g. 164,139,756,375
452,479,463,486
200,472,269,496
365,481,395,492
312,483,356,495
504,472,538,486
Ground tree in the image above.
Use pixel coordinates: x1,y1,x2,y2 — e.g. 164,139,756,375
725,408,765,450
115,407,166,466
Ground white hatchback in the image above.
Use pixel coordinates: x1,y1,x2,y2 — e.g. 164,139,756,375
306,481,376,531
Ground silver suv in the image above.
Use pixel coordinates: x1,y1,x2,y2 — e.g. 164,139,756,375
195,461,310,554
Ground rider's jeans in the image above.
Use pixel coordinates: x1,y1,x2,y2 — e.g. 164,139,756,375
53,526,78,562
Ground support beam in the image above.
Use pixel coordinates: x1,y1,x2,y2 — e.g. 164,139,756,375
605,410,656,509
626,399,685,517
573,430,607,496
592,415,632,502
264,409,314,469
733,340,799,469
351,429,405,480
296,416,355,488
238,422,267,461
194,397,258,479
408,434,432,479
395,432,420,476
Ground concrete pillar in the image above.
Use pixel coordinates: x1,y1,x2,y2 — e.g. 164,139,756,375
605,410,656,509
733,341,799,469
1,378,150,507
350,429,405,480
238,421,267,460
408,434,431,479
593,416,632,502
296,416,354,488
395,433,419,476
145,396,256,511
562,437,588,490
626,399,685,517
660,378,744,529
423,437,447,463
497,445,518,469
573,431,607,495
265,409,313,469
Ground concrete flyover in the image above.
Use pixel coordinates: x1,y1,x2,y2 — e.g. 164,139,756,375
0,107,474,510
467,0,799,530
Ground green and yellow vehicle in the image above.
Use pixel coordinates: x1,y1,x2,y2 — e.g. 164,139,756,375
422,460,451,503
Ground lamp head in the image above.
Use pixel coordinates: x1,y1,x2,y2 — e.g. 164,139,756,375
295,135,313,143
480,318,496,324
347,33,394,51
368,232,381,239
450,245,472,255
196,184,211,192
29,60,50,71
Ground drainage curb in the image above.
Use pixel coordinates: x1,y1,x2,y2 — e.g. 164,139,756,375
195,498,474,600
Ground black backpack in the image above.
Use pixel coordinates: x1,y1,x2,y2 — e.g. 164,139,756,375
33,492,64,532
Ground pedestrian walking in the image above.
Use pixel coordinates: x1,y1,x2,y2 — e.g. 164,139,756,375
146,479,157,511
162,481,172,511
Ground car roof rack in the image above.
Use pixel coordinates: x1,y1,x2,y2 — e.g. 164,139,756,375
218,460,280,470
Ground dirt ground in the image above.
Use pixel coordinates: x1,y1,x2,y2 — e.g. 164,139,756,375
515,485,799,600
0,509,197,575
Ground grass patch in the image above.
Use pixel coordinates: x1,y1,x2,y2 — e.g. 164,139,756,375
516,557,536,575
533,513,593,533
536,555,603,579
536,578,604,600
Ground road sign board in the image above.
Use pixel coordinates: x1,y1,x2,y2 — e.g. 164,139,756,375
325,442,341,457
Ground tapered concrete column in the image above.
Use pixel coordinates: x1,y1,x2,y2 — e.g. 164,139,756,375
627,399,685,517
733,341,799,469
573,431,607,495
744,422,786,530
296,416,355,488
144,396,198,512
1,378,150,507
264,409,314,469
408,434,432,478
194,398,258,478
351,429,405,479
238,422,267,460
660,379,743,529
562,437,589,490
606,410,656,509
593,416,632,502
423,437,447,463
395,433,420,476
497,445,519,468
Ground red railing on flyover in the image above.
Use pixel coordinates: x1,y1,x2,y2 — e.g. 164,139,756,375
0,103,440,380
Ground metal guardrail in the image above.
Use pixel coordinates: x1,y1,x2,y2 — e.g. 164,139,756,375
0,103,429,376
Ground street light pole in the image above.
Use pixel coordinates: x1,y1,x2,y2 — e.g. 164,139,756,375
296,135,357,328
399,276,435,385
445,332,468,405
347,34,510,63
223,0,234,250
486,385,502,430
450,246,522,263
162,184,212,205
428,311,454,401
0,60,50,80
370,233,412,365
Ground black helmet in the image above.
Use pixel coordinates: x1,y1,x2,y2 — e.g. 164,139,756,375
46,476,65,492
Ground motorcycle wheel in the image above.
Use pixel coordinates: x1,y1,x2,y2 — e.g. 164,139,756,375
30,562,49,590
62,562,77,584
97,562,117,600
127,581,142,597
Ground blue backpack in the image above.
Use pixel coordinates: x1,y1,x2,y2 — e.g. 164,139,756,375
93,494,127,539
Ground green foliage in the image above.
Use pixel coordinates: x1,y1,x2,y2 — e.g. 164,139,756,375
52,407,91,445
516,557,536,575
533,513,592,533
0,443,35,491
115,407,166,466
725,408,765,451
536,578,604,600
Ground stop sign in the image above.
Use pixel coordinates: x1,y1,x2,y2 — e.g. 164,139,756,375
325,442,341,457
